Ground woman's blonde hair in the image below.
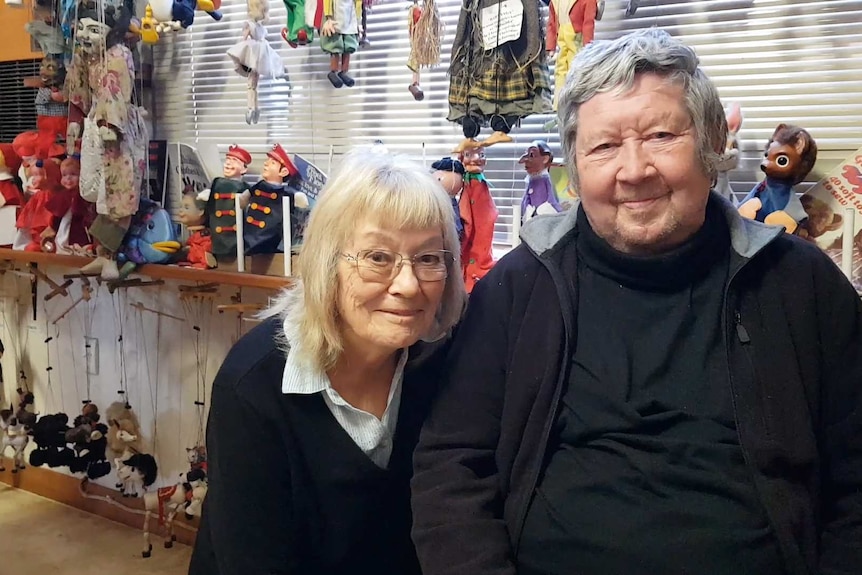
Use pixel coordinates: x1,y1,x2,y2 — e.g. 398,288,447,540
265,149,466,372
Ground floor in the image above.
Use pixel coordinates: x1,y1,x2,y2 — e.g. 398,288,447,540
0,485,192,574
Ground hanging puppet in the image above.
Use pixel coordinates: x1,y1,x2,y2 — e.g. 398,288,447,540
0,406,30,473
205,144,252,258
738,123,818,235
35,55,69,159
546,0,598,109
67,0,148,279
714,102,743,205
0,145,25,209
177,189,217,269
244,144,309,255
447,0,552,151
519,140,562,223
320,0,360,88
406,0,442,101
281,0,313,47
140,0,223,44
227,0,286,124
458,146,497,293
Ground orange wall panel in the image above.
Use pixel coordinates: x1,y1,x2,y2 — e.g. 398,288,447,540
0,0,43,62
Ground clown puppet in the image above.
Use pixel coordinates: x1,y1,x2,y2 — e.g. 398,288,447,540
519,140,562,223
547,0,598,109
320,0,360,88
206,144,252,258
458,146,497,293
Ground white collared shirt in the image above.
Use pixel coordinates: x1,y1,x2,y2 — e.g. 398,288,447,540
281,339,407,469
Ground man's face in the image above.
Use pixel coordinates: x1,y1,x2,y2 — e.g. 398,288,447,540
519,146,551,176
223,156,247,179
76,18,110,53
460,148,486,174
574,73,712,255
261,157,287,183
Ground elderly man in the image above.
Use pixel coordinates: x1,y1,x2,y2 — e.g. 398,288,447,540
412,29,862,575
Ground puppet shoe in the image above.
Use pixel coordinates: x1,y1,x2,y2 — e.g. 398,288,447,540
338,71,355,87
452,138,480,154
281,28,297,48
251,108,260,124
482,131,514,147
327,71,344,88
408,83,424,101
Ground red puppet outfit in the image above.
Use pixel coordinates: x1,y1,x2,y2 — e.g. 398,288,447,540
15,159,68,252
185,229,214,270
547,0,597,108
458,147,497,293
0,144,25,207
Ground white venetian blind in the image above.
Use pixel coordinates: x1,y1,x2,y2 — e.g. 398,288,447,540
151,0,862,245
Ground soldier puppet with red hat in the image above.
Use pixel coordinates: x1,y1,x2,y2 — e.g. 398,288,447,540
244,143,308,256
205,144,253,257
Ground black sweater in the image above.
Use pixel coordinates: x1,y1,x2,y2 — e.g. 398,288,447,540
189,319,446,575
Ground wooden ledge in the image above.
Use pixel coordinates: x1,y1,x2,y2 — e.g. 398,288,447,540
0,248,292,291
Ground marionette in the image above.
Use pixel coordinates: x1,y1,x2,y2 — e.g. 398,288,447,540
448,0,552,151
67,0,148,278
244,143,309,255
35,55,69,160
11,132,41,192
0,407,30,473
714,103,742,204
0,145,25,208
406,0,441,101
519,140,562,223
738,123,818,234
281,0,312,47
227,0,286,124
206,144,252,257
430,157,465,241
178,189,217,269
14,159,68,253
141,0,223,43
458,146,497,293
320,0,360,88
25,2,67,56
547,0,597,109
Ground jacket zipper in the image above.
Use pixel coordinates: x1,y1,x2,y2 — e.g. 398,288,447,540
735,311,751,344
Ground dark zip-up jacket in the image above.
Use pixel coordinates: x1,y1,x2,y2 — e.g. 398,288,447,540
412,194,862,575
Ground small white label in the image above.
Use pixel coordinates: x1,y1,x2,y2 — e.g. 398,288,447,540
481,0,523,50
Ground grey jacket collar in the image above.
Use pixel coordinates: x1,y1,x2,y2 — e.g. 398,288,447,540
519,191,784,261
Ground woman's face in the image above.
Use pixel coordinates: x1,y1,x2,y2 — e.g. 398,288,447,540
336,219,447,359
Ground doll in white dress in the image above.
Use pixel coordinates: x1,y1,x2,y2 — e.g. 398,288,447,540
227,0,285,124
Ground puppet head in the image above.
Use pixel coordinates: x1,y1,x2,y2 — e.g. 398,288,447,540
223,144,251,179
761,124,817,185
430,157,465,198
39,55,65,88
60,156,81,191
248,0,268,22
179,189,208,227
459,146,486,174
76,0,135,52
262,143,298,184
518,140,553,176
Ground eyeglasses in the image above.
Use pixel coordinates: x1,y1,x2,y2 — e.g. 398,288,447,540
342,249,452,283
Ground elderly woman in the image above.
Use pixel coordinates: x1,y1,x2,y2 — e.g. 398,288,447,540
189,150,467,575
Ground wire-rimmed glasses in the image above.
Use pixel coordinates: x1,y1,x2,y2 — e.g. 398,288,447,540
342,249,452,282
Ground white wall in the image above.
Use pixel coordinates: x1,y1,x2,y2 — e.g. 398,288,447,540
0,265,273,490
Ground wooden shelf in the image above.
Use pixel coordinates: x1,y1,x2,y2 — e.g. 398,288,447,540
0,248,293,291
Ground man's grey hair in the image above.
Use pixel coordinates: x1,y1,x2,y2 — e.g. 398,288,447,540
557,28,727,188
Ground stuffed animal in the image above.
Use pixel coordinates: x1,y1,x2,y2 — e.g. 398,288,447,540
106,401,143,460
116,452,158,497
0,406,31,473
66,403,111,479
28,412,75,468
115,197,182,278
738,123,818,234
714,102,742,204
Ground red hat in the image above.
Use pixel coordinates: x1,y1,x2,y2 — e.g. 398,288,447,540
0,144,22,174
226,144,252,166
12,131,39,160
266,143,298,177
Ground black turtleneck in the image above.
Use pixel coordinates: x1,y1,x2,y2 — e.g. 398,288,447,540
518,198,785,575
